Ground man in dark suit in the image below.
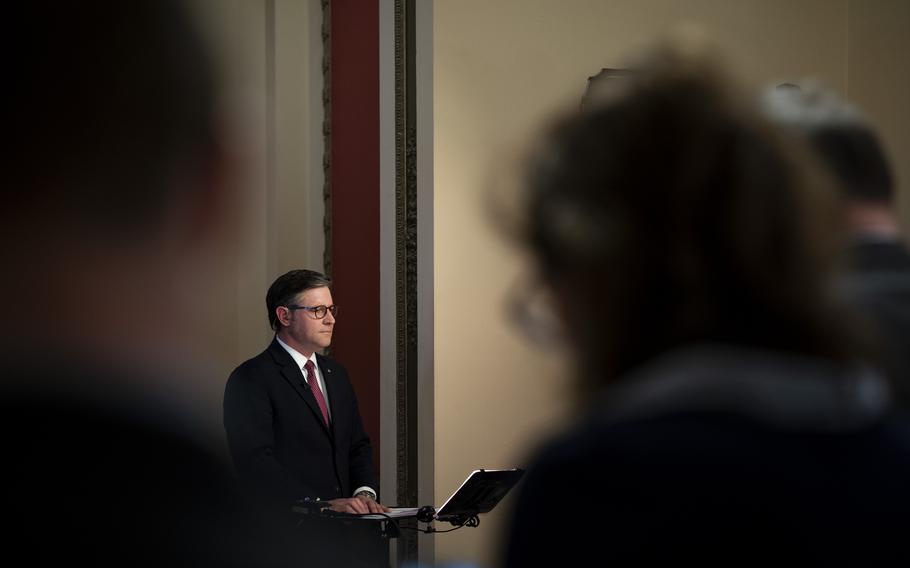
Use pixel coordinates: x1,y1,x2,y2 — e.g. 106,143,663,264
224,269,389,565
765,83,910,410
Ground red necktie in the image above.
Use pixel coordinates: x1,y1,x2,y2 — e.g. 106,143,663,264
304,360,330,426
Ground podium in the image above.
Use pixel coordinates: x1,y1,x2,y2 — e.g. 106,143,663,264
293,468,525,539
290,499,392,568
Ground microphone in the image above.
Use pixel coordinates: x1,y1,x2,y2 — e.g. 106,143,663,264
416,505,436,523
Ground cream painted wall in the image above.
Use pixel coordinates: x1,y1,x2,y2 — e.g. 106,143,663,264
195,0,325,453
431,1,902,566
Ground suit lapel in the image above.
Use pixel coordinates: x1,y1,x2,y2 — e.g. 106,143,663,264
267,339,333,438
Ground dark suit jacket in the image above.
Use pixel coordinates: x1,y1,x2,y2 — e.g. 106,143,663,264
846,238,910,410
223,339,377,504
1,353,301,567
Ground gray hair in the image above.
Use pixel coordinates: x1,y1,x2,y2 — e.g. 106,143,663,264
761,81,893,202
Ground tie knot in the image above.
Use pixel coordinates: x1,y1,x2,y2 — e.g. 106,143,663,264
304,360,316,376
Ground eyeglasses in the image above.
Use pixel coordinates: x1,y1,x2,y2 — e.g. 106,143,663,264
286,304,339,319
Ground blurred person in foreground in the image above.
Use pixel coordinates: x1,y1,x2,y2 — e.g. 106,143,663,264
764,83,910,412
2,2,296,565
500,38,910,567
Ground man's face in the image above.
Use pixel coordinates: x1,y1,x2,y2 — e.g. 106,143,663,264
277,286,336,356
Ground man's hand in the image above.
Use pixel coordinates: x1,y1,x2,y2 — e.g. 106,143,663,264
327,494,391,514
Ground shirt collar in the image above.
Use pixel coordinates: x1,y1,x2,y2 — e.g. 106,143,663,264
275,336,318,371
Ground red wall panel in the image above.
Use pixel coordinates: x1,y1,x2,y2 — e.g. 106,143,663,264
329,0,382,478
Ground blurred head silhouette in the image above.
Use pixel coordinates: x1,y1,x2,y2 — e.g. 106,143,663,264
517,38,857,394
763,81,898,238
3,1,237,378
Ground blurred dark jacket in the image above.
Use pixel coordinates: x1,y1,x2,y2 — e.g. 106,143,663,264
503,345,910,567
1,354,301,567
845,237,910,411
